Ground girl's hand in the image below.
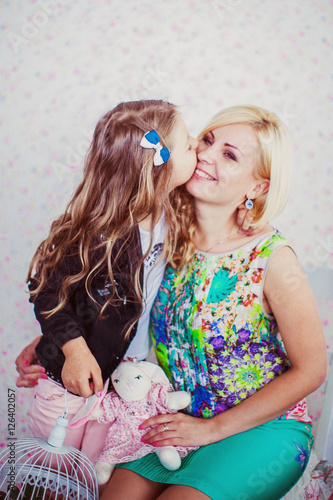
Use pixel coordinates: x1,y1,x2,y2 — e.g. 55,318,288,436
15,336,47,388
61,337,103,398
139,412,218,448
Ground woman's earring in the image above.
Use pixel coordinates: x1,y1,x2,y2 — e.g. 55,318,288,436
245,198,254,210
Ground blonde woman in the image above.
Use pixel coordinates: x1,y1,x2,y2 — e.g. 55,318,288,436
106,106,327,500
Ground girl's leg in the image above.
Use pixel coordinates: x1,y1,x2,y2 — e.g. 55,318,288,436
28,378,86,448
80,419,111,463
28,378,109,461
100,469,167,500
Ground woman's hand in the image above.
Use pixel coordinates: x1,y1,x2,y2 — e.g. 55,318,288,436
15,336,47,388
139,412,218,448
61,337,103,398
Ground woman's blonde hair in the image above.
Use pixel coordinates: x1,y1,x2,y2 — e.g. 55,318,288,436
174,104,294,266
28,100,183,337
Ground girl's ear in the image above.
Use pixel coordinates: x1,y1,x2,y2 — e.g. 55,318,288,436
248,179,270,200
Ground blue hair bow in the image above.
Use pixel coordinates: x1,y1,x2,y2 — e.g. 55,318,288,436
140,130,170,166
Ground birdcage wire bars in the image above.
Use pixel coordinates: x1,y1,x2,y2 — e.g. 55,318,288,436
0,436,99,499
0,399,99,500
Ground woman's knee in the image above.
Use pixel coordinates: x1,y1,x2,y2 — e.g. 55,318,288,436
100,468,166,500
157,485,210,500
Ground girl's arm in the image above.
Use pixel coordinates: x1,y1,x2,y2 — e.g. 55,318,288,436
61,336,103,398
15,334,103,397
27,256,104,398
140,247,327,447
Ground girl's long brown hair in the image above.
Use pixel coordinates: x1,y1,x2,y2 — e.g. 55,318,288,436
28,100,184,337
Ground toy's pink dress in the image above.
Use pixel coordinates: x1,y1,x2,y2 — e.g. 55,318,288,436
97,382,194,464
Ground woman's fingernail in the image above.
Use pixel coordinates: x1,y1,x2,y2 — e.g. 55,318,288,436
98,392,102,397
33,381,38,386
140,436,146,443
23,360,29,366
39,367,46,373
138,424,142,430
152,442,159,447
41,374,48,379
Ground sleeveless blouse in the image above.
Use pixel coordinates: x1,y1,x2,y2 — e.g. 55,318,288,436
149,230,311,423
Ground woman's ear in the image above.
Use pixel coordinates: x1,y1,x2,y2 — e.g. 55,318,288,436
248,179,270,200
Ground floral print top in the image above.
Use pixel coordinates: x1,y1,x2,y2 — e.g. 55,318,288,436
150,229,311,423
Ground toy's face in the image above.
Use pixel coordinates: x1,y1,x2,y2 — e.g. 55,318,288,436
111,362,152,401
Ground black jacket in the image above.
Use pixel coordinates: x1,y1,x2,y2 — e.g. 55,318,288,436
30,229,143,387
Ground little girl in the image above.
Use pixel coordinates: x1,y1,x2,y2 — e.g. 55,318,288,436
22,99,198,461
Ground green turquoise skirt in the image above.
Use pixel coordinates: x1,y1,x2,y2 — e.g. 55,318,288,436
117,418,313,500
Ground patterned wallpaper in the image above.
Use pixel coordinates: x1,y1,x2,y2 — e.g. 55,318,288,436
1,0,332,446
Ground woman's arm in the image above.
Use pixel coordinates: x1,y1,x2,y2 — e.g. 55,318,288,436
140,247,327,447
15,336,46,387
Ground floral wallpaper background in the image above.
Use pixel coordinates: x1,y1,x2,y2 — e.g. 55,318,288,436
1,0,332,449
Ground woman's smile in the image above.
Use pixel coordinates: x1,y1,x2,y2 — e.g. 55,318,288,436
193,167,217,181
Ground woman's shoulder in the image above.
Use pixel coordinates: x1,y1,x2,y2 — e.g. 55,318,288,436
251,225,291,253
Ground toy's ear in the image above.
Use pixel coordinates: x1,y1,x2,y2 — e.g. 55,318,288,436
136,361,169,385
68,379,109,429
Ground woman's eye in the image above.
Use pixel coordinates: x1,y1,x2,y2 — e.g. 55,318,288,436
224,151,236,161
113,379,119,383
203,136,212,145
135,375,142,380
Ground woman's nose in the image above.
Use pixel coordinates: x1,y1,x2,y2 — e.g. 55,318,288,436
192,137,199,149
197,147,214,164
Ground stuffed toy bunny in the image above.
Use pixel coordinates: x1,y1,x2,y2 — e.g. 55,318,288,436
68,360,197,484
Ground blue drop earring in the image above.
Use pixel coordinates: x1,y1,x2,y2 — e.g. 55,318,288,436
245,198,254,210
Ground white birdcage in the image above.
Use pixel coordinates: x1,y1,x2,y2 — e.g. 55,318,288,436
0,395,99,500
